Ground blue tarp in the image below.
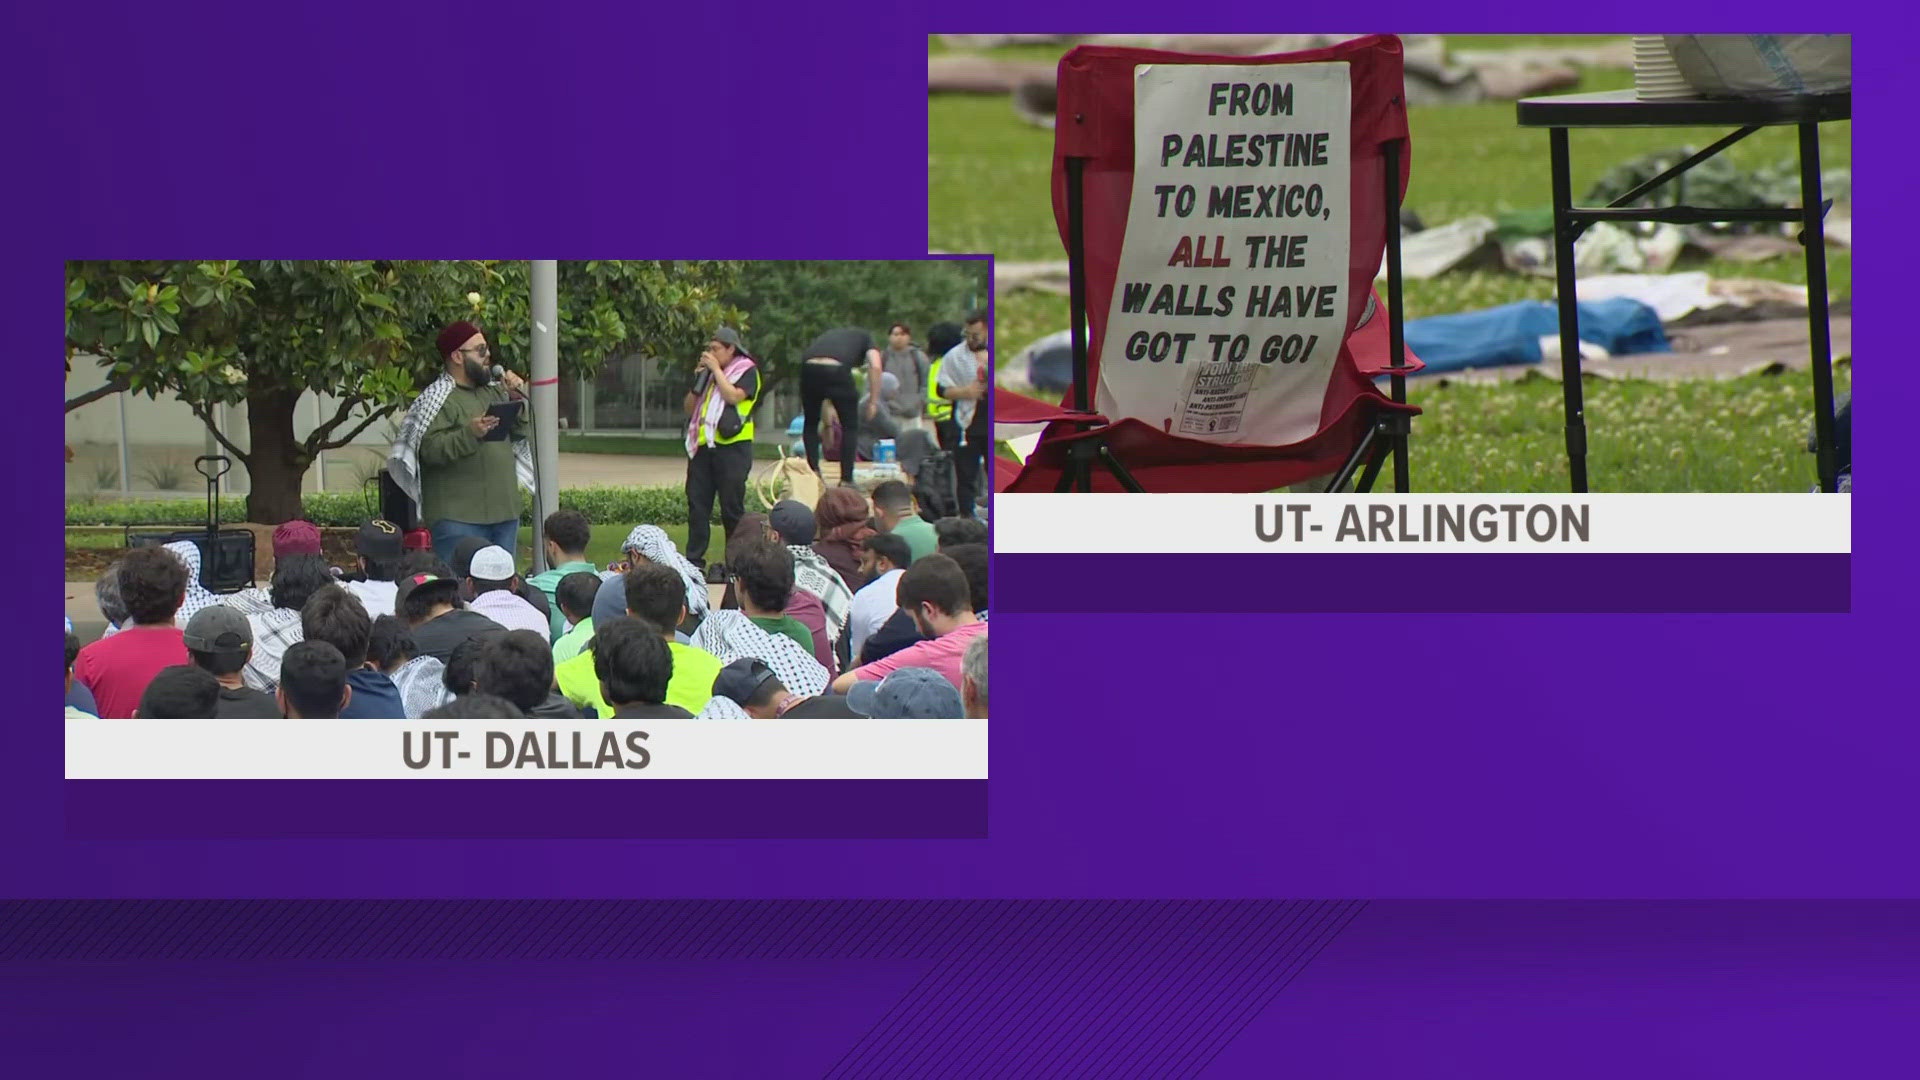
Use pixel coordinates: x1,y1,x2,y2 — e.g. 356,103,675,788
1404,297,1669,374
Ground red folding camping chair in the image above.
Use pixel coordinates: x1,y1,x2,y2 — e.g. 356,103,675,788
997,35,1423,494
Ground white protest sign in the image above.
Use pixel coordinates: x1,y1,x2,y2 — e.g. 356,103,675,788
1097,63,1352,446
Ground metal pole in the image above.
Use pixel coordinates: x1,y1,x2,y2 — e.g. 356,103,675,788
1382,138,1410,493
116,385,131,495
1797,123,1839,493
1065,156,1091,417
530,259,561,570
1549,127,1590,492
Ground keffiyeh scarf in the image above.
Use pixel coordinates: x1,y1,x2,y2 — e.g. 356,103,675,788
684,355,757,455
690,609,827,696
391,655,451,719
387,373,535,514
788,546,852,644
696,695,752,719
624,525,710,616
165,541,222,626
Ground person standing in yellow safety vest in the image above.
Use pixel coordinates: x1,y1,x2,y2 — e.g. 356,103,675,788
683,327,759,571
932,312,990,517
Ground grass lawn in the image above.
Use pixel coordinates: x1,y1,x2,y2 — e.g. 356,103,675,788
1406,367,1846,492
1004,367,1847,492
518,522,691,569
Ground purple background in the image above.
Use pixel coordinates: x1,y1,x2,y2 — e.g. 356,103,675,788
4,900,1915,1077
9,2,1907,1075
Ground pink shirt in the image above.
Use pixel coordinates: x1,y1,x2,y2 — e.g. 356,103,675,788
73,625,188,719
847,619,986,692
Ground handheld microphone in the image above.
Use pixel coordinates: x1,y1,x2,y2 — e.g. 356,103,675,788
490,364,506,385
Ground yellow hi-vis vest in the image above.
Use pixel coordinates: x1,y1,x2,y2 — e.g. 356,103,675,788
700,368,757,446
926,354,953,422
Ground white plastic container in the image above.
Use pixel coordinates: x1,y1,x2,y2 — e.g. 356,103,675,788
1634,35,1692,101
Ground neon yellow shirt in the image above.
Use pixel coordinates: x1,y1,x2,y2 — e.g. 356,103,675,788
555,639,722,717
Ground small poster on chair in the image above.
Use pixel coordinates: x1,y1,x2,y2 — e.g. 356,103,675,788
1098,62,1353,446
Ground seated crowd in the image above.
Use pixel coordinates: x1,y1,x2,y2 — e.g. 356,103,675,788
66,480,987,721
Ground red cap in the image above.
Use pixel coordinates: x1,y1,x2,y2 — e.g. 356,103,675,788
272,519,322,557
437,320,483,359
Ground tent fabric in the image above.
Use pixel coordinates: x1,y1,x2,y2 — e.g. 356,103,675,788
1004,35,1421,493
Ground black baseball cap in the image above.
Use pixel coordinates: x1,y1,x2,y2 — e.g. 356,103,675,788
395,572,459,611
357,519,404,560
712,657,778,705
183,606,252,653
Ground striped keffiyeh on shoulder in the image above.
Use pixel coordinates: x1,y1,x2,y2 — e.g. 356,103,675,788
385,372,535,515
690,609,828,697
164,541,222,626
241,608,304,693
788,546,851,643
624,525,710,616
696,695,752,719
391,655,451,719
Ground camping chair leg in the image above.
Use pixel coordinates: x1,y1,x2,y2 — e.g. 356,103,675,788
1324,419,1383,493
1065,156,1092,414
1098,444,1145,492
1382,137,1412,495
1354,434,1393,494
1060,439,1093,492
1054,454,1084,493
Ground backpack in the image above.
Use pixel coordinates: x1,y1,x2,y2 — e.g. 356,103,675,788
913,449,961,520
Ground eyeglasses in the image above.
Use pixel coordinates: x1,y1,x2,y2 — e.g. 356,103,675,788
460,344,491,358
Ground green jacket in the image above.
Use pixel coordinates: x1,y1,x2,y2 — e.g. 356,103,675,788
418,383,527,527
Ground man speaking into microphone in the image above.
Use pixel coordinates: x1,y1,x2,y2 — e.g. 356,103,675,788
388,320,534,563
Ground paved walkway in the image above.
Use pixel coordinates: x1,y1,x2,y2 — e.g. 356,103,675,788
556,452,691,488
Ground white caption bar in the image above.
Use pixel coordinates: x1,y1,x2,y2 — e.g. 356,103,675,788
995,493,1850,554
65,719,988,780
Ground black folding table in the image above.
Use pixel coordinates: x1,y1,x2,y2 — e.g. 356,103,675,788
1515,88,1850,492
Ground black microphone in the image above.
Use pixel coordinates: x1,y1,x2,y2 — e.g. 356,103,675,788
491,364,526,399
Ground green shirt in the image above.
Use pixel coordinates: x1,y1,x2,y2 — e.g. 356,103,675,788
528,560,599,640
417,383,527,527
551,616,594,665
555,639,722,718
889,516,938,563
750,614,815,656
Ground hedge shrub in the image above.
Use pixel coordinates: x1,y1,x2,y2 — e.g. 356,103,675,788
66,486,769,528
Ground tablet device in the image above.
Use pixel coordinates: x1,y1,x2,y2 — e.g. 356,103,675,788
482,400,522,441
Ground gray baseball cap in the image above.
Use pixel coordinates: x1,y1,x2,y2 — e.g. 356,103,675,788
846,667,964,719
711,326,743,350
183,605,252,653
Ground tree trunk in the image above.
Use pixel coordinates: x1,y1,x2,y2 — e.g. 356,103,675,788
243,384,310,524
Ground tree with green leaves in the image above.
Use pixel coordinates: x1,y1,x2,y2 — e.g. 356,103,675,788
65,260,743,523
721,259,989,412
